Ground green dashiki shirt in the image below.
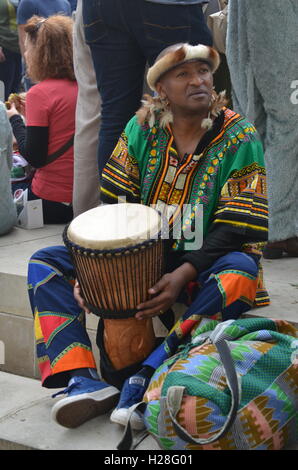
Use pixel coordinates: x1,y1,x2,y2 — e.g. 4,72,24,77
101,107,269,307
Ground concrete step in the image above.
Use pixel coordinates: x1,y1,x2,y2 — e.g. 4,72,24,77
0,224,101,378
0,371,160,450
0,224,64,317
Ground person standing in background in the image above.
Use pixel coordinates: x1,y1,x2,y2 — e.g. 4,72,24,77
17,0,71,90
72,0,101,217
0,0,22,100
82,0,213,177
227,0,298,259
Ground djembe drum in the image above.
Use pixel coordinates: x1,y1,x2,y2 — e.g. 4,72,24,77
63,203,163,370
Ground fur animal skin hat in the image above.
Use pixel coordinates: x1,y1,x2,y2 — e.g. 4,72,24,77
137,43,226,130
147,43,220,92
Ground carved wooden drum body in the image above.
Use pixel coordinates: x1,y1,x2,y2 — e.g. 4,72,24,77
64,204,163,370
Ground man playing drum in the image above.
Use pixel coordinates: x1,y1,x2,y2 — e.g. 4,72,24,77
28,43,269,430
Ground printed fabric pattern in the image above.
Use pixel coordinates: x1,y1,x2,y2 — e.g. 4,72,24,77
101,108,269,306
28,249,96,387
101,109,268,248
143,317,298,450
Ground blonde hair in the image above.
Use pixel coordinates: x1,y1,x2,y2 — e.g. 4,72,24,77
24,15,75,82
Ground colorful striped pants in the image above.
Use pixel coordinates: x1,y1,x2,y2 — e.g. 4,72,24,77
28,246,262,388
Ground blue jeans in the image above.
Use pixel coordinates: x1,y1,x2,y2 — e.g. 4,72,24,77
82,0,212,175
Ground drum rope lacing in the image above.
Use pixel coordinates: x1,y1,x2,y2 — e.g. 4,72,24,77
63,224,161,257
63,225,164,319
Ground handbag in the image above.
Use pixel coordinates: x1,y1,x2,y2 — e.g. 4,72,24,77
118,316,298,450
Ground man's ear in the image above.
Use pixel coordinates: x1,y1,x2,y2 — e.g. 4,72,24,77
155,81,166,99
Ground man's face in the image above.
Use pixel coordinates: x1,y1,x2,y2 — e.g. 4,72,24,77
156,60,213,116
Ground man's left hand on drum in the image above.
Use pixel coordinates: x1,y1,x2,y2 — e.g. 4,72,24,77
73,280,91,314
135,262,197,320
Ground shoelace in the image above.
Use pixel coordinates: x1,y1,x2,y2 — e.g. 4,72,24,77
52,381,78,398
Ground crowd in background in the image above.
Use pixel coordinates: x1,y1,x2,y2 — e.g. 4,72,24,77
0,0,298,254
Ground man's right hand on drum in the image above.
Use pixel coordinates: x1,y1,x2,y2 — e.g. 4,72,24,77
135,262,197,320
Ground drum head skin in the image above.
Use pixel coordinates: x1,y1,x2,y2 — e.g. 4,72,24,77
67,203,162,250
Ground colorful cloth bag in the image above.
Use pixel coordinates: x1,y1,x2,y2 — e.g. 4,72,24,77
140,317,298,450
